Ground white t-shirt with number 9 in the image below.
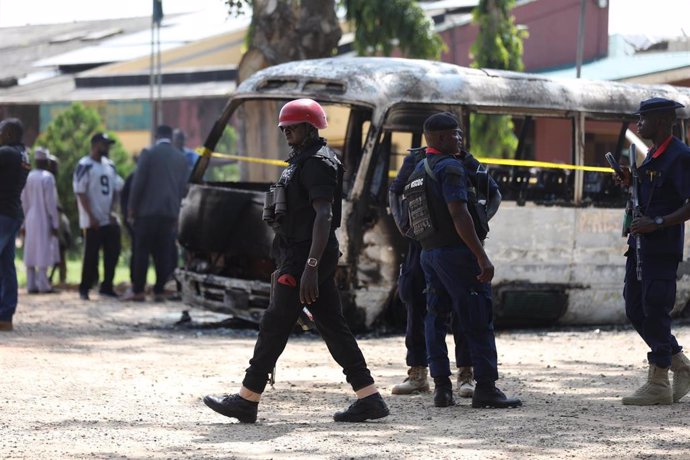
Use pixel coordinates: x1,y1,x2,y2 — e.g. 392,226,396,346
73,155,124,229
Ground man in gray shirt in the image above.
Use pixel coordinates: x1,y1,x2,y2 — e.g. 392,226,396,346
122,125,188,301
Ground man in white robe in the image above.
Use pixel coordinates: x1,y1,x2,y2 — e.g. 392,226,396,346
21,147,60,293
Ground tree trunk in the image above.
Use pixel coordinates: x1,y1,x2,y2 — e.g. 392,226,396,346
237,0,342,83
235,0,342,183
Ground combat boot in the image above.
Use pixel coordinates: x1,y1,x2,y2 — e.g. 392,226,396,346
472,383,522,408
457,366,475,398
333,393,390,422
670,351,690,402
622,364,673,406
391,366,430,395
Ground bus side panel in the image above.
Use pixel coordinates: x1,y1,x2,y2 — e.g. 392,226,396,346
490,204,690,325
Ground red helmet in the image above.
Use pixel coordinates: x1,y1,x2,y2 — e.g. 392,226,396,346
278,98,328,130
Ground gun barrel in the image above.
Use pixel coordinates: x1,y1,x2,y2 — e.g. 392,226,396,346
629,144,643,281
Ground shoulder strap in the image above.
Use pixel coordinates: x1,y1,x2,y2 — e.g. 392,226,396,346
424,154,457,182
423,158,437,182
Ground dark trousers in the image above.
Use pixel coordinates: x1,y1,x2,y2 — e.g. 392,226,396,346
0,214,21,321
624,254,682,368
124,222,135,284
421,245,498,385
243,242,375,394
399,240,470,368
80,224,121,294
132,216,176,295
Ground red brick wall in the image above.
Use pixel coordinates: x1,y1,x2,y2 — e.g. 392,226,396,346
440,0,609,71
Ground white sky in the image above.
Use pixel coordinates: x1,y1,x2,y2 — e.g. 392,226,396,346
0,0,230,27
0,0,688,38
608,0,689,37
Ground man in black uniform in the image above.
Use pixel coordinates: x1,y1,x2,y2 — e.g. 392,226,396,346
203,99,389,423
404,112,521,409
389,134,501,401
0,119,30,331
615,97,690,405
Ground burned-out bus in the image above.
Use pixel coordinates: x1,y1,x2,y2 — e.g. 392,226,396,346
177,57,690,331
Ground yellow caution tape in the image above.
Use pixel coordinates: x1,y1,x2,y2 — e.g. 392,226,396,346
198,149,615,175
198,150,288,167
474,157,613,173
195,146,212,157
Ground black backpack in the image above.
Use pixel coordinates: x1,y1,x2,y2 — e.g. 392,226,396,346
404,156,490,242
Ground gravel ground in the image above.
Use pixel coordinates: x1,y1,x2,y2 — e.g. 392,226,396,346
2,291,690,459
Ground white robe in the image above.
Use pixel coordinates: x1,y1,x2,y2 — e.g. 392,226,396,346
21,169,60,268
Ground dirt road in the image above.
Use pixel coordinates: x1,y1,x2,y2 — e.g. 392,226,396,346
2,292,690,459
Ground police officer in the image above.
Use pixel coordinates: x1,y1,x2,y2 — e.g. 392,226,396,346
616,97,690,405
389,138,501,401
404,112,521,408
203,99,389,423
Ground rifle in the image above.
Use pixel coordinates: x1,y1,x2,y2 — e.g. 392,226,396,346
630,144,643,281
605,152,630,237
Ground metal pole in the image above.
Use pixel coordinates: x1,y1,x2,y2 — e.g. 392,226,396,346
156,22,163,126
149,18,155,143
574,112,585,204
575,0,587,78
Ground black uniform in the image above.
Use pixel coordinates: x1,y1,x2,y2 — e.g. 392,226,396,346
624,136,690,368
242,138,375,394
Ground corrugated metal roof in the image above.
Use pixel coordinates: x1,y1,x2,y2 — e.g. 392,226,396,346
34,10,250,69
0,72,234,104
539,51,690,81
0,17,152,81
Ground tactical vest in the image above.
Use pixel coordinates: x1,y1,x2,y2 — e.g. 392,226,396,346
390,147,428,238
459,153,491,240
403,155,463,250
273,141,343,244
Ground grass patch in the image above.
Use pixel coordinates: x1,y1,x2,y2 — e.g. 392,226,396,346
15,251,154,289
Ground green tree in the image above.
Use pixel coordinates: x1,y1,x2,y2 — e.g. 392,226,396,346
34,103,134,239
225,0,444,81
344,0,444,59
205,126,240,182
469,0,526,158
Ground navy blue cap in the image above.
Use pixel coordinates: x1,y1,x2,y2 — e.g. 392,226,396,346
633,97,684,115
423,112,459,132
91,132,115,145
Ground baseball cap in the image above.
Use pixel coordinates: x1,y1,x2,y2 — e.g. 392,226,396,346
91,132,116,145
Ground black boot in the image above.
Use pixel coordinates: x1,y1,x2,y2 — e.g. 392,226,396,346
472,384,522,409
334,392,390,422
203,393,259,423
433,385,455,407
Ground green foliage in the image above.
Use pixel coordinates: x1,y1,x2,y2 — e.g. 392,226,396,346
225,0,251,16
469,113,518,158
33,102,134,237
469,0,527,158
470,0,526,70
344,0,445,59
224,0,444,60
205,126,240,182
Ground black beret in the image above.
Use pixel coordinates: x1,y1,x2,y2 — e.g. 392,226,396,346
633,97,684,115
423,112,459,132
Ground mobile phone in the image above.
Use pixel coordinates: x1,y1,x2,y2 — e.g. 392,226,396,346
605,152,624,178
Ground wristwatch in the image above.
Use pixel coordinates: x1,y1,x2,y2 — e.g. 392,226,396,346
306,257,319,268
654,216,665,227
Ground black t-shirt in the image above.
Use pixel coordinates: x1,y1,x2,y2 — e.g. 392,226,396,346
276,140,342,244
0,144,30,220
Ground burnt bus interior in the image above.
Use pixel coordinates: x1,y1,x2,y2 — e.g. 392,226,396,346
180,99,373,285
373,103,659,209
